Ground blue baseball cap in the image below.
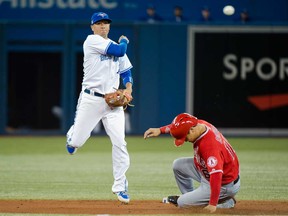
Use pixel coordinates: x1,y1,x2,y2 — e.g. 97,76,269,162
91,12,112,25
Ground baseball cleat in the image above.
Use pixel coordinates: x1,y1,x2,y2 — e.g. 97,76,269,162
167,195,179,206
115,191,130,204
66,144,77,155
217,198,236,209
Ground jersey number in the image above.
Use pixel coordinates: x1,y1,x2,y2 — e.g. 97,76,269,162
202,169,210,179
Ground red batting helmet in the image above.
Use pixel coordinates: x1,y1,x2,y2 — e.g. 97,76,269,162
170,113,198,146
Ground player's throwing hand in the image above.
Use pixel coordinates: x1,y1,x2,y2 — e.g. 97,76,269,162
118,35,129,44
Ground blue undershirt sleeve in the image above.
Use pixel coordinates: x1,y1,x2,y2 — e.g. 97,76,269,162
120,70,133,86
106,39,128,57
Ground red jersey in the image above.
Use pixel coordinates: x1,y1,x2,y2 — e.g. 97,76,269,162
193,120,239,184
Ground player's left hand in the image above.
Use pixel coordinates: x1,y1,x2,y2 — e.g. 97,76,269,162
144,128,161,139
104,89,133,109
203,204,217,213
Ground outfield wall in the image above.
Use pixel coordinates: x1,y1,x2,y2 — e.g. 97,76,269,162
0,22,287,136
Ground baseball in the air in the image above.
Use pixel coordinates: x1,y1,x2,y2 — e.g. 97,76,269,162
223,5,235,16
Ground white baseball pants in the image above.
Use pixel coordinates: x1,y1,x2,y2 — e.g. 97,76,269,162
66,91,130,193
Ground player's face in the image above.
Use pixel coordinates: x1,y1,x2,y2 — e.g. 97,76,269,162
186,128,193,142
91,20,110,39
186,126,199,143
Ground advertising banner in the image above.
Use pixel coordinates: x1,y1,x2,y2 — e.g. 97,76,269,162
187,27,288,135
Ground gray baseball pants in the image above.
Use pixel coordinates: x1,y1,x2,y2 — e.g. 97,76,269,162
172,157,240,208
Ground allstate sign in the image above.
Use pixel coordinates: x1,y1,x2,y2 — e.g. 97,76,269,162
0,0,117,9
0,0,132,20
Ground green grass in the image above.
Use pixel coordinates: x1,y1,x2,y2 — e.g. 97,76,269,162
0,136,288,215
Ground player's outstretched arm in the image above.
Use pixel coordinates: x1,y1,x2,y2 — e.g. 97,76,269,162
144,128,161,139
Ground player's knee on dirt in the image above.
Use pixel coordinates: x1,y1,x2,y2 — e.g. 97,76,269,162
177,196,190,208
177,196,202,208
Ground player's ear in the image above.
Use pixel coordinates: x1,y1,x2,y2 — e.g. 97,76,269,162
190,126,197,134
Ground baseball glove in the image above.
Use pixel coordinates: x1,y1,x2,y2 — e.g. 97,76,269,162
104,89,134,109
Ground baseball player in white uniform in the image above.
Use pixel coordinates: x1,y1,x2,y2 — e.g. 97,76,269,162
66,12,133,204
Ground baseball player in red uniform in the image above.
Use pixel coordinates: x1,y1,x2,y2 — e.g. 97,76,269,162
144,113,240,213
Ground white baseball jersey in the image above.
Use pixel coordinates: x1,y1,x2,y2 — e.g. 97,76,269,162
82,34,132,94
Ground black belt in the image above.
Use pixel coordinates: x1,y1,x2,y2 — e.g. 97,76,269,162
233,175,240,184
84,89,104,98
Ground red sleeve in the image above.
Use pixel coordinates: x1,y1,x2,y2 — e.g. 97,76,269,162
209,172,222,206
160,124,172,134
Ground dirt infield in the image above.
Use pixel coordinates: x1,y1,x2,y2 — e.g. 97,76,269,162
0,200,288,215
